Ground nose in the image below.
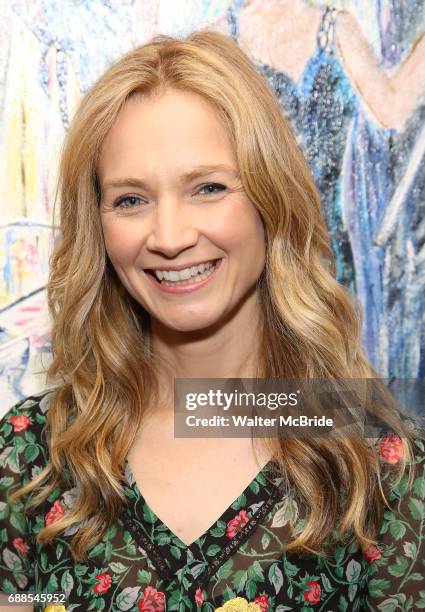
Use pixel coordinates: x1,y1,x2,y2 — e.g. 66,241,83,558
145,196,199,257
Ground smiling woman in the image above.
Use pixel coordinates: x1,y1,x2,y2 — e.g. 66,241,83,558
98,87,265,333
0,28,424,612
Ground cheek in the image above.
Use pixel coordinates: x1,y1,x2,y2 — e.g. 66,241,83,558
101,220,142,264
218,199,265,249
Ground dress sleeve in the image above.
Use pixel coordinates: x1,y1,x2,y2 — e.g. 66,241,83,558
0,398,38,593
364,432,425,610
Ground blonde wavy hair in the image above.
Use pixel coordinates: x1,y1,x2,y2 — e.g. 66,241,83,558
10,28,419,561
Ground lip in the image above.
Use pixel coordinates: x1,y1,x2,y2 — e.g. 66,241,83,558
144,258,223,294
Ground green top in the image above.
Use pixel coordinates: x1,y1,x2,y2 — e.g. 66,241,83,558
0,391,424,611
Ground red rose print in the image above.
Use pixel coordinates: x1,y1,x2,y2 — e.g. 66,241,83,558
93,572,112,594
195,587,204,607
304,580,321,605
253,594,270,610
226,510,250,538
10,415,31,432
13,537,28,556
380,435,403,464
138,586,165,611
363,543,382,563
45,500,65,526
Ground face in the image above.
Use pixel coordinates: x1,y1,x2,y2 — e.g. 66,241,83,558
98,88,266,333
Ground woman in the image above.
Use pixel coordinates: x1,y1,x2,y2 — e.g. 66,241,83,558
0,29,424,612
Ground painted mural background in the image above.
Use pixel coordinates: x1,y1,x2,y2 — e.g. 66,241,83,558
0,0,424,417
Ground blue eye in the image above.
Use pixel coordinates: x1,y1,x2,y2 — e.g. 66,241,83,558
114,195,145,209
197,183,226,195
113,183,226,209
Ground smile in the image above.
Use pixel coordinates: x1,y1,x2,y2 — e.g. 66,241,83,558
144,259,223,294
154,259,217,281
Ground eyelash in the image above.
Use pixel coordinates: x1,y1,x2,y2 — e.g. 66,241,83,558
113,183,227,209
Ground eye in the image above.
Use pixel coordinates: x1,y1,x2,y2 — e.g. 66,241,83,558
197,183,227,196
113,195,145,209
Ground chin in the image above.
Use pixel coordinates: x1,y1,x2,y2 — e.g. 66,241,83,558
156,312,222,334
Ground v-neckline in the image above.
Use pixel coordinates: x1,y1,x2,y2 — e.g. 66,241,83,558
121,457,281,592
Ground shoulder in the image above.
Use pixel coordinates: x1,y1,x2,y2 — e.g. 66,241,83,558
0,392,55,592
2,389,54,420
373,414,425,501
1,390,54,437
0,390,55,481
364,420,425,607
379,428,425,510
377,414,425,475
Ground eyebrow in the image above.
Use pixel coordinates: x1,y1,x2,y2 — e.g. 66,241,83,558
101,164,240,193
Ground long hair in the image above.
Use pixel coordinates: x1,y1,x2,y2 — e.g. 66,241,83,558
9,28,419,561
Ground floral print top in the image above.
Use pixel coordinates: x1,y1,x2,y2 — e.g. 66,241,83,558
0,391,424,611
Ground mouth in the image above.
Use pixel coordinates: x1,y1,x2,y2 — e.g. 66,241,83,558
143,258,223,292
144,259,221,284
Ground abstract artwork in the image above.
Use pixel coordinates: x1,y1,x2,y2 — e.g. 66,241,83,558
0,0,424,415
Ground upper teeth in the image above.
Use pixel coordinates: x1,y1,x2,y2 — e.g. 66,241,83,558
154,260,216,281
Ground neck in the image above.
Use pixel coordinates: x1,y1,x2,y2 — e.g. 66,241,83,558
151,289,263,398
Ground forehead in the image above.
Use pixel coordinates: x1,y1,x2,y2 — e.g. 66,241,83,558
97,88,235,179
